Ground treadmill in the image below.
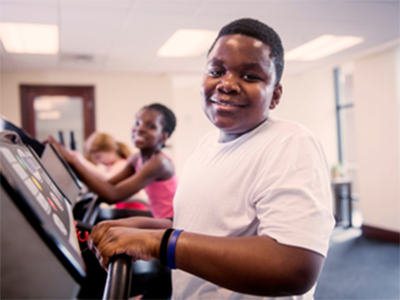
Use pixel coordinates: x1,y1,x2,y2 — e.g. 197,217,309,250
1,115,84,206
0,130,132,299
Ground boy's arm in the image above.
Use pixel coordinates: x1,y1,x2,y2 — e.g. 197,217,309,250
174,232,324,296
89,229,324,297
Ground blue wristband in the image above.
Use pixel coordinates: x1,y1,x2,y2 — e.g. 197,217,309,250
167,229,183,269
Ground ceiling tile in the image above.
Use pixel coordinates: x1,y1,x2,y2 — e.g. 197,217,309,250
133,0,205,15
7,53,58,71
60,0,133,12
0,3,58,24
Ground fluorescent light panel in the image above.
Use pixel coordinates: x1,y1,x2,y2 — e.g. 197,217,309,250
157,29,218,57
286,35,364,61
0,22,59,54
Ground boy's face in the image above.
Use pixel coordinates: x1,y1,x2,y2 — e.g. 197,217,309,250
201,34,282,142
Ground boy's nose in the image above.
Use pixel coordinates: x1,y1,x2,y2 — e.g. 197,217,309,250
216,74,241,93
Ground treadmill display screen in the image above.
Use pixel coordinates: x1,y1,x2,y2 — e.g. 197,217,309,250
0,131,86,281
41,143,82,206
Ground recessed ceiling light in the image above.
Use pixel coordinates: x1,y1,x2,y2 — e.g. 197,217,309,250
157,29,218,57
285,35,364,61
0,22,59,54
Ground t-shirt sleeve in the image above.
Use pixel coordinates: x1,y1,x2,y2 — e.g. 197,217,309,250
252,133,335,257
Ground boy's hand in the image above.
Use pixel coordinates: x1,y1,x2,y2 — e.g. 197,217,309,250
87,219,125,247
87,217,171,248
88,226,163,270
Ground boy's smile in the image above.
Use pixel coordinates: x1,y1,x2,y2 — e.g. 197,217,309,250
209,97,247,110
201,34,282,143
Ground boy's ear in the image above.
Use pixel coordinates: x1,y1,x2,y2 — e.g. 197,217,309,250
269,84,282,110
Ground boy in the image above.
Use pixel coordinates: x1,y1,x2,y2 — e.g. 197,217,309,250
89,18,335,299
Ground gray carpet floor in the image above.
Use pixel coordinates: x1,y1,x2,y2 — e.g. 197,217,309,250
314,227,400,300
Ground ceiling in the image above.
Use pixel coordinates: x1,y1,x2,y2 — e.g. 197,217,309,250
0,0,399,76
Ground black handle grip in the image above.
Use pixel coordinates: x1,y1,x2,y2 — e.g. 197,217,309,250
70,131,76,150
102,254,132,300
58,130,65,145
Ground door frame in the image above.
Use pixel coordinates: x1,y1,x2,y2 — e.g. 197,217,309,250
20,85,96,139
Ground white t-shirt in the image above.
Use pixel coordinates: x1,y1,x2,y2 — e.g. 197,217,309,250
172,116,335,300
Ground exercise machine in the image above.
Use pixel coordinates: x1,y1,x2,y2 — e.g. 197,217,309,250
0,130,132,299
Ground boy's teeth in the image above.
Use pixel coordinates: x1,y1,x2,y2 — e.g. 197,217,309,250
213,100,236,107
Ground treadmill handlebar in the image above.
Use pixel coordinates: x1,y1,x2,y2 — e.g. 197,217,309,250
102,254,132,300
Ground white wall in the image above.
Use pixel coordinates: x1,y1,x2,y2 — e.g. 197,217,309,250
0,72,174,159
277,68,338,168
170,74,215,176
354,47,400,232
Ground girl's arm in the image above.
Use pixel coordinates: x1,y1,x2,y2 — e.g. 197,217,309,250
79,154,169,203
89,229,324,297
106,159,129,180
107,155,138,185
49,135,170,203
46,136,135,199
46,136,161,203
69,150,113,181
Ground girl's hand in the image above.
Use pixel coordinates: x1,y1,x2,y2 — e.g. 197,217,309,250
44,136,76,164
88,226,162,270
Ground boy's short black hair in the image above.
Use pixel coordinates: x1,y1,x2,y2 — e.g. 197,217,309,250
145,103,176,137
208,18,284,84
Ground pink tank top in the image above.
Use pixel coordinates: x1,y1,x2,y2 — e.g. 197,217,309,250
116,153,177,219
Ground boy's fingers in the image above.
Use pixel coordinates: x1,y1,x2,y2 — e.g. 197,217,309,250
90,224,110,246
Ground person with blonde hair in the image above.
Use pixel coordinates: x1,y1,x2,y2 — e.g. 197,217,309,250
83,132,131,179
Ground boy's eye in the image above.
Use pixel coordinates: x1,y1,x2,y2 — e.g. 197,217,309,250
242,74,261,81
208,69,224,77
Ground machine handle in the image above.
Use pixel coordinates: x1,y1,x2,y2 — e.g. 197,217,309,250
70,131,76,150
58,130,65,146
102,254,132,300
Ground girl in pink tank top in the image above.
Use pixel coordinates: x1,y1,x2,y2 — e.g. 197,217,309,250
116,153,178,219
48,103,178,219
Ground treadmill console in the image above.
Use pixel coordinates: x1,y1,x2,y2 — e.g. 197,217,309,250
0,131,86,284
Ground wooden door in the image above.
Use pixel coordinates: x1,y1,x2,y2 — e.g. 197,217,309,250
20,85,95,153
